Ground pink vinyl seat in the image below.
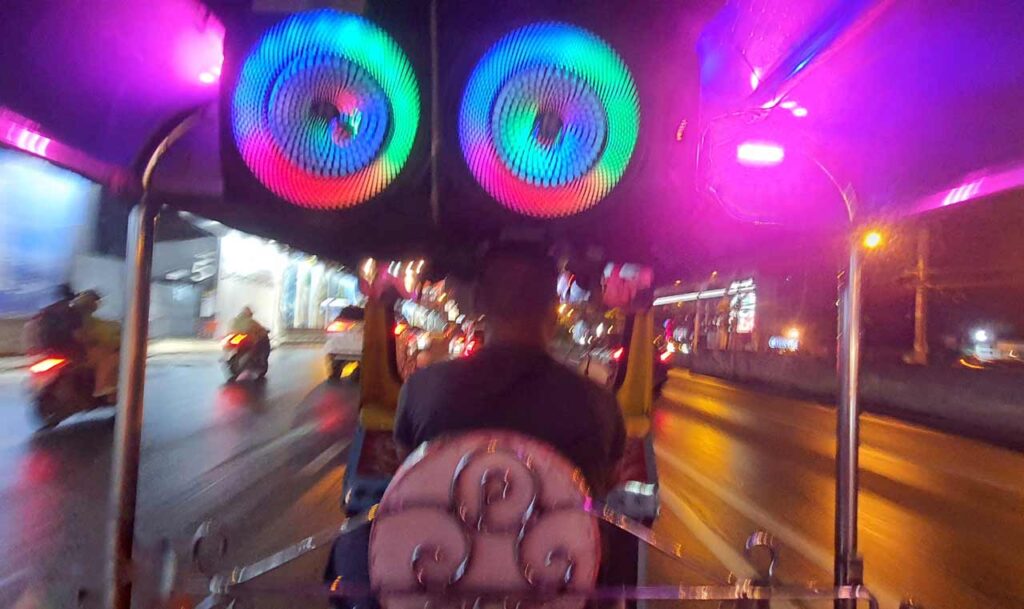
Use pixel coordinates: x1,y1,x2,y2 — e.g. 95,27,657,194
369,430,601,609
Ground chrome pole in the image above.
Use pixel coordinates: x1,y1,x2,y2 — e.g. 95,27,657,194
105,106,208,609
835,236,863,604
105,197,158,609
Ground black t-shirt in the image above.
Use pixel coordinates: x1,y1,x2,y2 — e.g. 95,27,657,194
394,344,626,495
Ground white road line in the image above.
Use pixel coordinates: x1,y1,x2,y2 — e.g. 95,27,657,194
663,383,1024,497
659,485,800,609
656,446,902,609
299,439,351,477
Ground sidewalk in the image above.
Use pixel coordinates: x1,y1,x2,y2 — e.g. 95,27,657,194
0,334,327,373
0,338,222,373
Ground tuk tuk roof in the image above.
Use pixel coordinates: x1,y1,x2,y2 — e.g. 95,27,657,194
1,0,1021,274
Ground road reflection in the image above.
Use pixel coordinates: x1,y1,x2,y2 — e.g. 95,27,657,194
650,371,1024,608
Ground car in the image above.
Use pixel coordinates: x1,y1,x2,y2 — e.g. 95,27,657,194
324,305,365,381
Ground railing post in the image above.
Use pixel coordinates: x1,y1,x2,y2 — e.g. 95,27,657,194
835,237,863,606
105,197,158,609
103,104,208,609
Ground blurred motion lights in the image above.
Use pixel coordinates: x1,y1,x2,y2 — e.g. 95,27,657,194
232,10,420,209
459,22,640,218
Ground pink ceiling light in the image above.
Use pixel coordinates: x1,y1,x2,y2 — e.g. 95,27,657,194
173,9,225,86
0,107,130,187
737,141,785,166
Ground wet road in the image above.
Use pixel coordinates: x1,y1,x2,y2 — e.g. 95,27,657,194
648,369,1024,609
0,346,358,608
0,351,1020,608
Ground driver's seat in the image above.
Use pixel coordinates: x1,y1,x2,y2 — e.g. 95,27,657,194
369,431,601,609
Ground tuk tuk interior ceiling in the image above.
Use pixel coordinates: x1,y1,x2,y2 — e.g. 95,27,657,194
1,0,1022,271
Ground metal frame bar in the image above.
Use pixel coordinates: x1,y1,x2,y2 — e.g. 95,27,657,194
835,238,863,600
105,105,210,609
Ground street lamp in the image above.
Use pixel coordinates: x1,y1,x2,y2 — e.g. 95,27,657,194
717,129,876,598
861,230,883,250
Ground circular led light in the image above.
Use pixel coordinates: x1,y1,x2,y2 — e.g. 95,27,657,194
232,10,420,209
460,22,639,218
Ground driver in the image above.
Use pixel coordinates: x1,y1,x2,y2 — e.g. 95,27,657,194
326,247,626,605
395,245,626,495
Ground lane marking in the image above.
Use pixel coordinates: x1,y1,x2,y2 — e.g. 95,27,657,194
656,446,902,609
662,384,1024,498
658,485,800,609
299,439,351,478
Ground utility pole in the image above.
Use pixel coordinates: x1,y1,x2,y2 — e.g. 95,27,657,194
907,227,929,365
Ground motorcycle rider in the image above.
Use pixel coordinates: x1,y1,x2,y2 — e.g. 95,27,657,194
228,306,271,365
25,283,81,355
71,290,120,401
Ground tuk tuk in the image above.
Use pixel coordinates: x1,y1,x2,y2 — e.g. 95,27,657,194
13,0,1021,607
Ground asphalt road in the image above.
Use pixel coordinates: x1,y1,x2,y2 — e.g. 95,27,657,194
0,351,1020,609
647,369,1024,609
0,346,357,608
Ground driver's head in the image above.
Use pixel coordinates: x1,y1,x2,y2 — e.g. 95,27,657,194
475,244,558,346
240,306,253,318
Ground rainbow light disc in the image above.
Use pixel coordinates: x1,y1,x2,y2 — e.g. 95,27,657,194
232,10,420,209
460,22,639,218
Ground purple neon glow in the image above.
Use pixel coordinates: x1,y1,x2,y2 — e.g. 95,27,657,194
172,11,224,86
911,162,1024,214
14,129,51,157
0,107,129,186
737,141,785,166
197,57,222,84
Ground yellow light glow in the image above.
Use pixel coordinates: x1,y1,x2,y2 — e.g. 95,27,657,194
785,327,800,340
862,230,884,249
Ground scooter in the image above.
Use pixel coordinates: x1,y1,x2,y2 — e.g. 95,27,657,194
27,353,114,429
222,332,270,382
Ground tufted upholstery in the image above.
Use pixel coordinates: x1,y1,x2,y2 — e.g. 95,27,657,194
369,431,600,609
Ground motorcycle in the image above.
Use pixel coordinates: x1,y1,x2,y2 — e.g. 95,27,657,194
222,332,270,382
27,353,114,429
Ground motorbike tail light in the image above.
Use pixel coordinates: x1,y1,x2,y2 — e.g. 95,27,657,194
394,322,408,336
611,347,625,361
30,357,67,374
464,340,477,356
328,321,355,333
227,333,248,346
660,350,673,362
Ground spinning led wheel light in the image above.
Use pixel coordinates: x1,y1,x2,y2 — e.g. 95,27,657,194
460,22,640,218
232,10,420,209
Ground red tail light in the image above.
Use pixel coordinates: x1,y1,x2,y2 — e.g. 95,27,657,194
30,357,67,374
660,350,673,362
464,340,478,356
328,321,355,333
611,347,625,361
394,322,408,336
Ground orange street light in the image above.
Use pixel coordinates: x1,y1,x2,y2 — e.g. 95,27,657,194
862,230,884,250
